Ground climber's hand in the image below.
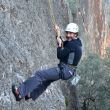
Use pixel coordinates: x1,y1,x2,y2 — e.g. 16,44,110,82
56,37,62,47
54,24,61,37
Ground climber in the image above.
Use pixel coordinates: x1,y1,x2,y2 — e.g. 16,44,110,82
12,23,82,101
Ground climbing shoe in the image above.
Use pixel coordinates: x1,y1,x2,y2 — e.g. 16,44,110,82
12,85,22,101
25,95,30,101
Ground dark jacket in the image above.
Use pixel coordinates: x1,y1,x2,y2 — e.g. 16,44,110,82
57,38,82,66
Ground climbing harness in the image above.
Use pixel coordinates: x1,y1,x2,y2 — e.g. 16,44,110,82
59,63,81,85
67,64,81,85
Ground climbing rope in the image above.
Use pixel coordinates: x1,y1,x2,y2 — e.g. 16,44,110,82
47,0,64,47
48,0,56,26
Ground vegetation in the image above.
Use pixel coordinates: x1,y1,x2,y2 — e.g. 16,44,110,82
67,1,110,109
77,51,110,110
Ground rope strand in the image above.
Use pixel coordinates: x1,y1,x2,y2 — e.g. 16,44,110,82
48,0,56,26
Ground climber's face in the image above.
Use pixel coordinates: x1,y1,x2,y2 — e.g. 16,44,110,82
65,32,77,41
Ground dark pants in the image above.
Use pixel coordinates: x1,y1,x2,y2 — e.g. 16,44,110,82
18,64,75,100
30,80,54,100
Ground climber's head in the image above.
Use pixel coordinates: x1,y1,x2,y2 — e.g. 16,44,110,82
65,23,79,41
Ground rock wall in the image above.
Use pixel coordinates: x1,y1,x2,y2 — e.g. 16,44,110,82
0,0,71,110
77,0,110,56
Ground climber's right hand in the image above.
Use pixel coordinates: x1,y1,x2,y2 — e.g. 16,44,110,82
54,24,61,37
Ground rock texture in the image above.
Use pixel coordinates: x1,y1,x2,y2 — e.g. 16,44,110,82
0,0,71,110
77,0,110,56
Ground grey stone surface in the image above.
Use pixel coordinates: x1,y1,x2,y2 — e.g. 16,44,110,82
0,0,70,110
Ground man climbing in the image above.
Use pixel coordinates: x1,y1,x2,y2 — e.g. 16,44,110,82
12,23,82,101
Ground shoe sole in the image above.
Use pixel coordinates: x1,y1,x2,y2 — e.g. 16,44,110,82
12,85,21,101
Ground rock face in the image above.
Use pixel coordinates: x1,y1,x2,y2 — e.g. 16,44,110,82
77,0,110,56
0,0,71,110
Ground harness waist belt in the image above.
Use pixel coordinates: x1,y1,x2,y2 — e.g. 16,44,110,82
67,64,77,69
60,62,77,69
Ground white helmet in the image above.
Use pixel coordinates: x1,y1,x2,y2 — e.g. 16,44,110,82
65,23,79,33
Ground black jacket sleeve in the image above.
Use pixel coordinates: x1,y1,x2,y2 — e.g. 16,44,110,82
73,46,82,66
